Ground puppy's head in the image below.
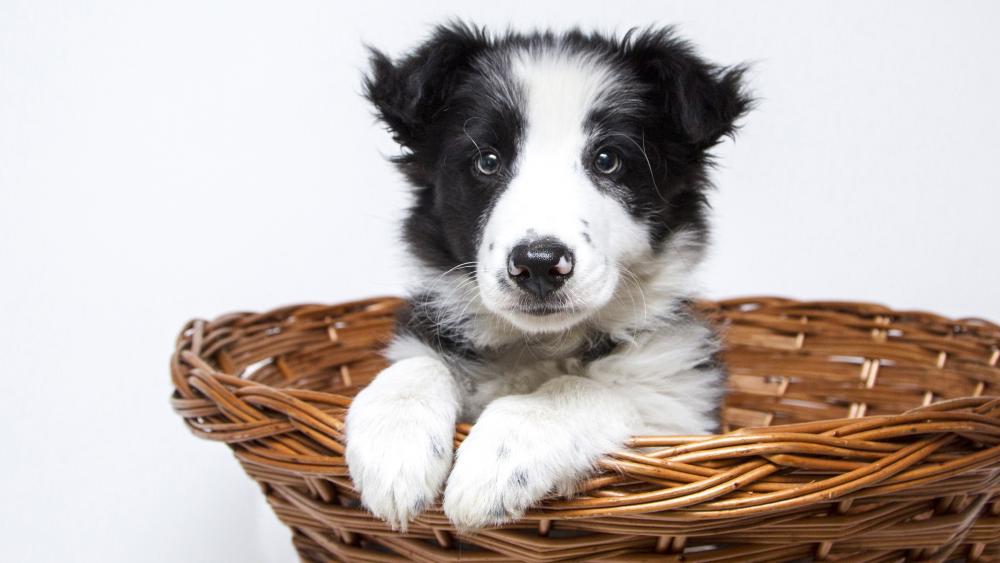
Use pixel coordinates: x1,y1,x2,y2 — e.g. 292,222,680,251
366,24,750,334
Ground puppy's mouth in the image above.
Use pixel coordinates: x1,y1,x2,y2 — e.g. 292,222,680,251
511,303,574,317
506,284,579,317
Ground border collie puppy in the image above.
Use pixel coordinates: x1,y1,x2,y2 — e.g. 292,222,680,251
345,23,750,531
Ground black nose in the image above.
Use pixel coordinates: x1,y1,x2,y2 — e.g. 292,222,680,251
507,240,574,299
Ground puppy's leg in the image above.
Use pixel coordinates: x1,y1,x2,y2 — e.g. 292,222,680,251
345,356,459,531
442,375,640,530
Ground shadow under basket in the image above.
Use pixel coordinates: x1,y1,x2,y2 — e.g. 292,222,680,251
170,297,1000,562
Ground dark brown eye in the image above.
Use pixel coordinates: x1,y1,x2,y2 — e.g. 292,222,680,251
593,148,621,174
475,150,501,175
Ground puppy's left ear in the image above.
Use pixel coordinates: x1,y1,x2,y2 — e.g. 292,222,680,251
625,28,753,149
364,22,489,151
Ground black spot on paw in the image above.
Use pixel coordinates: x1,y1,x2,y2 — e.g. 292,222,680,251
430,437,448,459
489,503,508,522
496,443,509,460
509,470,528,488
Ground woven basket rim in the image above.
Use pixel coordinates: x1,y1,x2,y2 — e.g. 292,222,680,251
169,294,1000,442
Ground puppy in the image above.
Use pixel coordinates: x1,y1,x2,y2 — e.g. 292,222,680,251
345,23,750,531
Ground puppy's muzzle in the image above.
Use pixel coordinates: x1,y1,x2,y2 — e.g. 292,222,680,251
507,238,574,300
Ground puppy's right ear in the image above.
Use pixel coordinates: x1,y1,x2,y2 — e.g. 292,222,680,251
364,23,488,150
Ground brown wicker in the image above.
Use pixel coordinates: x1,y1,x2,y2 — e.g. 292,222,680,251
170,297,1000,562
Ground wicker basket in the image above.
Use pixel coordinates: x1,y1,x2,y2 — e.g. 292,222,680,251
170,297,1000,562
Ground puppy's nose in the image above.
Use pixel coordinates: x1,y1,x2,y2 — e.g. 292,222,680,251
507,240,574,299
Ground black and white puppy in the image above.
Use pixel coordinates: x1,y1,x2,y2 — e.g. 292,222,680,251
345,23,750,531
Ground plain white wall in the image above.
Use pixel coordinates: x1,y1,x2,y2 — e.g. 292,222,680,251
1,1,997,561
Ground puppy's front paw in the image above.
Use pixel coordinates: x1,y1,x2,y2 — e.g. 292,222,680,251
345,358,458,531
443,402,592,530
442,437,545,530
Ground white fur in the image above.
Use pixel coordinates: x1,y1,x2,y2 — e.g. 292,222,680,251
587,322,722,435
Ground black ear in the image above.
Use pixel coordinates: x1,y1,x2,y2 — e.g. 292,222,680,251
624,28,752,148
363,22,488,150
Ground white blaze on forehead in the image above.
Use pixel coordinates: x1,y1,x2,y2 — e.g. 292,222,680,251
512,51,619,160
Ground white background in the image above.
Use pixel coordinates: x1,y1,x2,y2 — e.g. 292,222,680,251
2,1,997,561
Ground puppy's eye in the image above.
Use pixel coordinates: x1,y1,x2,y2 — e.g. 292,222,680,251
474,150,501,175
593,148,622,175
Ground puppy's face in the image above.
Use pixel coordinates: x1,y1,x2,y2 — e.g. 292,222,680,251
366,26,749,333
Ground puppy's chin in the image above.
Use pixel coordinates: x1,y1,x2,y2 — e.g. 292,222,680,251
497,307,593,334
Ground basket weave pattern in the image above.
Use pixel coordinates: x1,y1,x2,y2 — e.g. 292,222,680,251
170,297,1000,561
